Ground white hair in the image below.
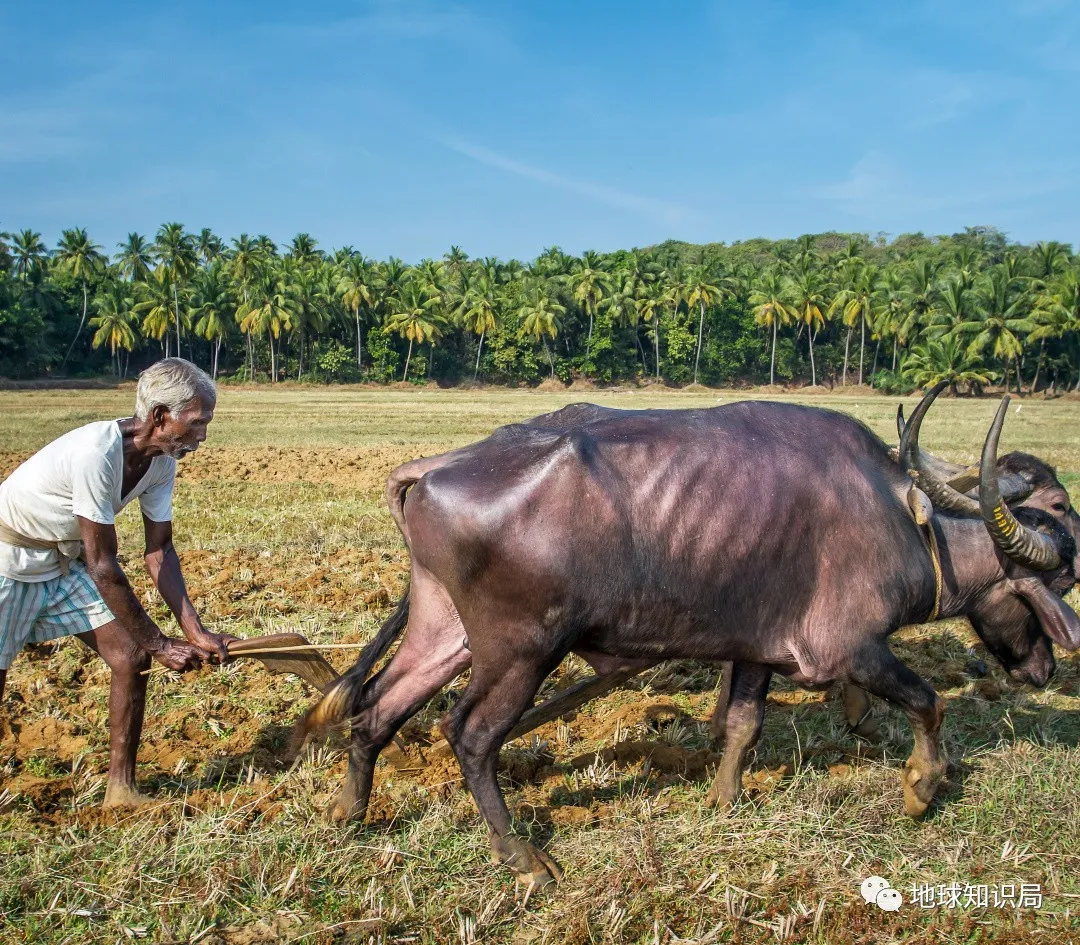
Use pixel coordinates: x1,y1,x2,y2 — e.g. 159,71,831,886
135,358,217,421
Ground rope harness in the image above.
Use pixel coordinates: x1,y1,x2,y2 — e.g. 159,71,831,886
908,487,942,622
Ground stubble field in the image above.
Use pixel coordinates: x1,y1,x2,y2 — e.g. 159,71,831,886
0,385,1078,945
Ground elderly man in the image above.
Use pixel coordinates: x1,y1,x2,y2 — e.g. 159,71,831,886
0,358,233,808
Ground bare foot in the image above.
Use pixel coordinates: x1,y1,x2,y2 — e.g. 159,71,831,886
102,782,155,809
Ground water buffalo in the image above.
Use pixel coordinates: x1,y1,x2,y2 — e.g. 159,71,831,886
795,386,1080,741
304,393,1079,886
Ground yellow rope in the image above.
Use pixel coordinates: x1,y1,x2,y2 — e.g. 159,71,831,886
924,521,943,622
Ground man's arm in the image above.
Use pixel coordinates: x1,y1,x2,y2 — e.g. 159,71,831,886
142,516,235,662
78,516,208,671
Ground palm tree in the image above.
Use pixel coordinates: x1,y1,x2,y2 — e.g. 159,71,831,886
152,223,198,352
927,276,970,339
635,280,666,379
288,233,320,264
749,269,792,386
829,262,878,385
192,261,233,378
785,265,830,386
954,268,1031,393
1031,241,1069,284
384,282,445,382
91,282,139,377
337,254,375,370
240,265,294,382
443,245,469,289
901,336,993,396
456,271,499,380
196,228,224,265
228,234,263,380
684,265,726,384
517,281,566,378
289,261,330,379
1029,269,1080,391
115,232,154,283
12,230,47,278
134,267,176,357
56,227,106,368
571,250,611,373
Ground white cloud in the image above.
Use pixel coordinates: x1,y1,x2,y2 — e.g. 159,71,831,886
438,136,691,227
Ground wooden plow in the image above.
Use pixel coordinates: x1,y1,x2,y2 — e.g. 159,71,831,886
147,634,650,757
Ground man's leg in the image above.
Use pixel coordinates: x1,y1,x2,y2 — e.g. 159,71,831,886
75,626,152,807
33,562,151,809
76,620,152,808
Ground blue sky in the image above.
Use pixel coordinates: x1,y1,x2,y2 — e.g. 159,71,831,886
3,0,1080,261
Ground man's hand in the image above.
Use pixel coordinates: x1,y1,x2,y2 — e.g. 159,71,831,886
150,637,209,672
186,629,241,664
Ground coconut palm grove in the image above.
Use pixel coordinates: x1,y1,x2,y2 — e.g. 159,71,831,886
1,223,1078,394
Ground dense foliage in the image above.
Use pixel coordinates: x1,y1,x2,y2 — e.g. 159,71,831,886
1,224,1077,393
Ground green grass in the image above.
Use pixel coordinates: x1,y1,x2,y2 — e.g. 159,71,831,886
1,386,1079,944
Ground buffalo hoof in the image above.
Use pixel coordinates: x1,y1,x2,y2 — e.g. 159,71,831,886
901,762,943,818
328,791,365,824
703,781,739,811
102,782,155,810
491,834,563,888
850,716,880,740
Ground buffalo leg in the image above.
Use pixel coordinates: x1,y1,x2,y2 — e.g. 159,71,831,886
708,661,736,747
705,662,771,808
441,655,563,887
330,594,472,822
848,646,946,818
841,683,879,738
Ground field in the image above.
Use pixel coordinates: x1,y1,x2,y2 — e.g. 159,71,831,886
1,385,1079,945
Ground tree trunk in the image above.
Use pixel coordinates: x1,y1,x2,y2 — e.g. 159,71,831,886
173,281,182,353
1003,359,1009,394
585,309,594,374
428,342,434,380
402,337,413,382
298,333,304,381
474,329,485,380
770,318,777,386
213,336,221,378
1031,338,1046,394
694,300,706,385
892,338,898,372
859,314,866,386
62,281,90,369
355,307,363,369
545,337,555,378
634,328,648,373
1014,355,1023,394
842,325,852,385
808,327,817,386
655,320,661,379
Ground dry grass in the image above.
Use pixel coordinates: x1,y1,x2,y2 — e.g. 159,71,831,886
0,386,1078,944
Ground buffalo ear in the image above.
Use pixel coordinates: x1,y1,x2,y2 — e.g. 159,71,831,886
1009,578,1080,651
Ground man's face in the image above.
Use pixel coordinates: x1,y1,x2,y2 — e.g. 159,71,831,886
151,397,215,458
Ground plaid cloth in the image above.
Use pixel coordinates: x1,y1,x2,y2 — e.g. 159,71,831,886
0,561,115,669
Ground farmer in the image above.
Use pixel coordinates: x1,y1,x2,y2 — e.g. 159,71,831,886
0,358,234,808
